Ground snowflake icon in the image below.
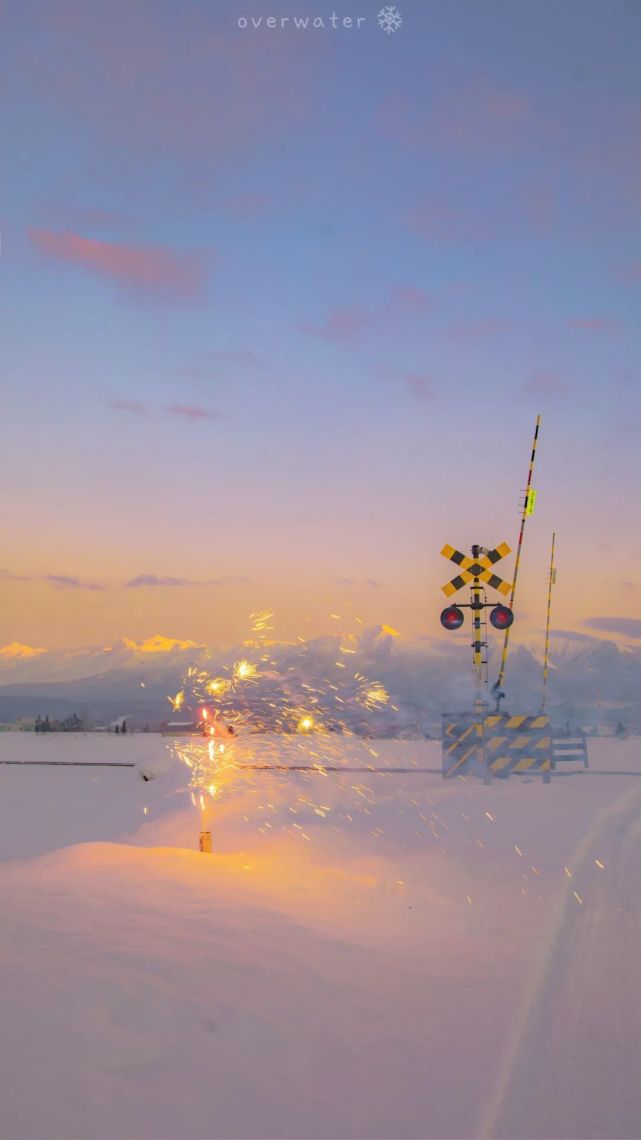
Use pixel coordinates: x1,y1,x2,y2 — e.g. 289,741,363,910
378,4,403,33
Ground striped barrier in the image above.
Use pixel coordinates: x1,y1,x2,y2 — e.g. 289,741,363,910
442,712,551,783
484,713,551,782
442,713,489,784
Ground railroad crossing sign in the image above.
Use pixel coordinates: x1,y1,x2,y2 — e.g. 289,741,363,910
441,542,512,597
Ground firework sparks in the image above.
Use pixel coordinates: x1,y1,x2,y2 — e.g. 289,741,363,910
362,682,389,710
234,659,258,681
168,608,413,850
207,677,229,695
169,689,185,712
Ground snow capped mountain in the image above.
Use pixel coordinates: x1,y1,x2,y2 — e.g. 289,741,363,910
546,631,602,664
0,642,47,659
110,635,203,655
0,634,209,686
0,626,639,730
358,624,400,658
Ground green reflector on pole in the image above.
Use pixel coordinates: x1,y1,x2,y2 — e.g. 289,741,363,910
525,489,537,516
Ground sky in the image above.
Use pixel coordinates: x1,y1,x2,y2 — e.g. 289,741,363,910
1,0,640,651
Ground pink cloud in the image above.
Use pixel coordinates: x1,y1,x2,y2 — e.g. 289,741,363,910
336,577,384,590
176,350,260,382
223,193,271,217
126,574,207,589
432,84,530,151
524,372,570,396
30,2,311,164
45,574,104,592
584,616,641,639
613,262,641,285
576,103,641,206
300,307,369,343
390,285,430,313
29,228,208,299
448,318,509,343
1,568,104,590
202,349,259,364
175,366,204,381
406,203,492,244
380,82,532,154
404,374,432,401
300,291,432,347
301,289,433,346
600,415,641,441
46,206,125,230
165,404,221,422
185,349,260,375
521,182,555,235
567,316,617,331
110,399,222,421
0,568,33,583
110,399,149,415
484,90,530,120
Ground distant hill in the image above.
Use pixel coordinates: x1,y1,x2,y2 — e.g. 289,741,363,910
1,629,639,732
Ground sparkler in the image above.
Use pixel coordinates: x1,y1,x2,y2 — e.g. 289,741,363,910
169,609,397,849
169,611,536,891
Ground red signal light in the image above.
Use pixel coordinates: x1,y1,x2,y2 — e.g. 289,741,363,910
440,605,464,631
490,605,514,630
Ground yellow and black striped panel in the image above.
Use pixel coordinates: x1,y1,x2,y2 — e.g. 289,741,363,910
442,714,485,778
441,542,512,597
483,713,551,774
485,714,548,730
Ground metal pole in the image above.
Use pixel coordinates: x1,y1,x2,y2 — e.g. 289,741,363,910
470,547,485,704
493,415,541,708
470,547,489,779
541,532,556,712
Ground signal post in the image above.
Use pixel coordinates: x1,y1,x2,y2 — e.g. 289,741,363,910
438,539,551,783
440,542,514,783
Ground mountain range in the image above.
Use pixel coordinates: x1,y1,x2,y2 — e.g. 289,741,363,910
1,629,639,732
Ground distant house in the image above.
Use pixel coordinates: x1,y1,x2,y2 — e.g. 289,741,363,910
162,719,201,735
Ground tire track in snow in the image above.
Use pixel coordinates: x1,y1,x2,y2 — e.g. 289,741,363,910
482,782,641,1139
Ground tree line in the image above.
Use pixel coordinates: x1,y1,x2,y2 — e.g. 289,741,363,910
35,713,85,733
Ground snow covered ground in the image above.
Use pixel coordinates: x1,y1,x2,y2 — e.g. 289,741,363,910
1,732,640,1139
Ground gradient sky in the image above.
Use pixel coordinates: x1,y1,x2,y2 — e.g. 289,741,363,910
1,0,640,650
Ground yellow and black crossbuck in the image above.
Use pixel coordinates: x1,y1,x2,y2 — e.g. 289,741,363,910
441,542,512,597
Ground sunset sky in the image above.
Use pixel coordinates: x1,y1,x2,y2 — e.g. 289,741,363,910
2,0,640,651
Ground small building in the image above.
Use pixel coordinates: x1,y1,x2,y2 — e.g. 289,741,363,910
162,719,201,735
